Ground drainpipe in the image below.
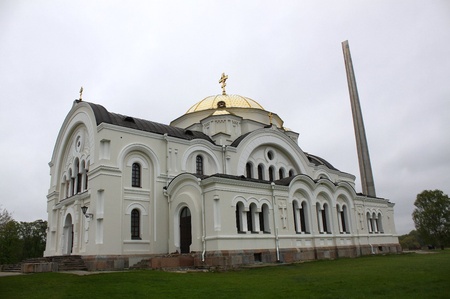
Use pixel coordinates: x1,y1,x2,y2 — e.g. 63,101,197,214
164,133,170,187
198,178,206,262
163,187,170,252
271,182,280,262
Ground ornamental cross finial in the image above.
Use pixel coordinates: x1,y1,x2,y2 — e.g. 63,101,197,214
219,73,228,95
79,86,83,101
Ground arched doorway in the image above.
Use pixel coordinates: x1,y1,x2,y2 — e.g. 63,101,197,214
63,214,74,255
179,207,191,254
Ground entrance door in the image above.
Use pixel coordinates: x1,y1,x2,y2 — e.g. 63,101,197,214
179,207,192,254
64,214,74,255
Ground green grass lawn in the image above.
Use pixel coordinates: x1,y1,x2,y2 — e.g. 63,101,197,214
1,250,449,298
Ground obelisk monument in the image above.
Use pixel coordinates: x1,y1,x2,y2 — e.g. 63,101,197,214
342,40,376,197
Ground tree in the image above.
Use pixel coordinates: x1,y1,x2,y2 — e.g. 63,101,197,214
18,220,47,259
399,230,424,250
0,220,23,264
0,206,12,229
0,207,48,264
412,190,450,250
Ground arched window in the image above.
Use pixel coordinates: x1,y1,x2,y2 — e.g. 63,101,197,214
372,212,379,233
317,203,331,234
257,164,264,180
322,204,331,233
269,166,275,182
367,212,373,233
278,168,285,180
132,163,141,187
300,201,309,233
377,213,384,233
337,204,349,234
260,204,270,233
236,202,246,233
247,204,254,232
294,200,309,234
249,203,258,233
246,162,253,178
69,168,75,196
293,201,300,233
76,160,82,194
131,209,141,240
289,169,294,177
196,155,203,175
84,164,89,190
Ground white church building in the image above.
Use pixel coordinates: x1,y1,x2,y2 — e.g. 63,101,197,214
44,75,400,270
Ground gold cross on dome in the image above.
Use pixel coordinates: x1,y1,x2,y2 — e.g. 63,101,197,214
219,73,228,95
79,86,83,101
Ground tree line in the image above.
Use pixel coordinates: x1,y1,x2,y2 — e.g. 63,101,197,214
0,207,47,265
400,189,450,250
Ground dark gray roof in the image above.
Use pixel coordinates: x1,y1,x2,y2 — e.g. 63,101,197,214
84,101,214,143
230,132,251,147
304,153,339,171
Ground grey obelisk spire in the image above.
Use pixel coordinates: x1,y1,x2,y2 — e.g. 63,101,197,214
342,40,376,197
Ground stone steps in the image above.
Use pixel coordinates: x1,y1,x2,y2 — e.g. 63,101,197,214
130,254,195,270
1,264,21,272
130,259,151,269
2,255,88,272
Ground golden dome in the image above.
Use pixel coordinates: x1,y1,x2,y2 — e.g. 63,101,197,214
186,94,265,114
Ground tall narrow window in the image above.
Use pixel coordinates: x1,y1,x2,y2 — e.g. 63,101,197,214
246,162,253,178
279,168,285,180
84,169,88,190
341,205,349,233
293,201,300,233
322,209,328,233
235,205,241,232
132,163,141,187
77,172,82,193
131,209,141,240
300,202,307,233
269,166,275,182
289,169,294,177
70,169,75,196
247,208,253,232
236,202,246,233
257,164,264,180
249,203,258,233
367,212,373,233
196,155,203,175
322,204,331,233
372,212,378,233
260,204,270,233
75,160,81,194
377,213,384,233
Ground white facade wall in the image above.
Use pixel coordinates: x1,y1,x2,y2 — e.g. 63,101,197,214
45,100,399,264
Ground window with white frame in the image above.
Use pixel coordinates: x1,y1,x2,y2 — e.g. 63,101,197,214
259,204,270,233
131,208,141,240
236,202,246,233
132,162,141,187
196,155,203,175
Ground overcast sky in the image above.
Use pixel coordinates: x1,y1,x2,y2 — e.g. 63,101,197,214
1,1,449,235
